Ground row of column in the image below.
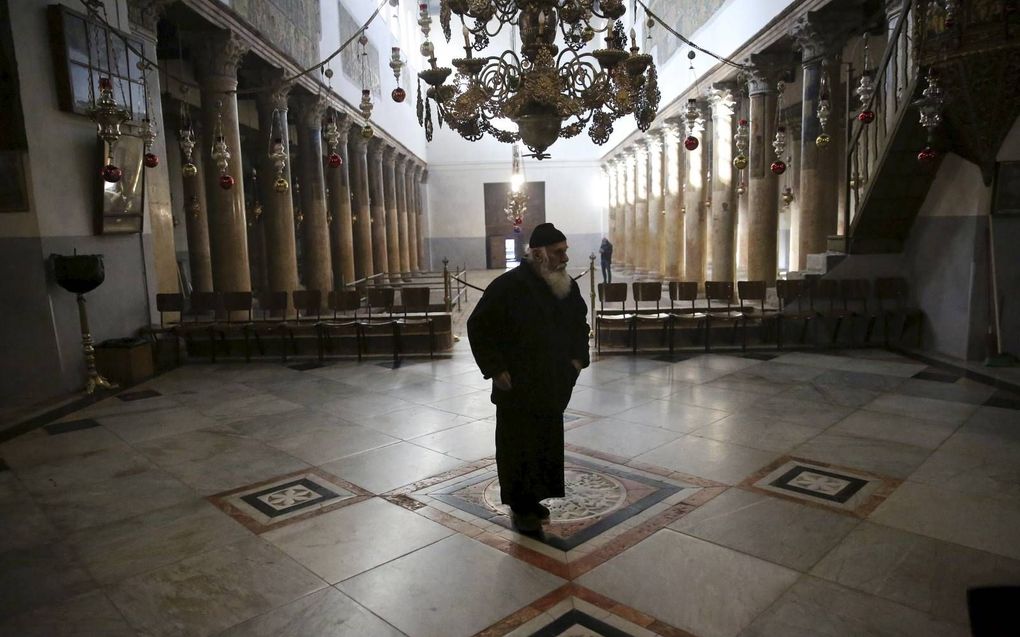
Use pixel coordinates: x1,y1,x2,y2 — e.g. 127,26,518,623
603,13,844,287
179,31,428,306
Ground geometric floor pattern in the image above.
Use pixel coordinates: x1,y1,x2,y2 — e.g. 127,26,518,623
2,331,1020,636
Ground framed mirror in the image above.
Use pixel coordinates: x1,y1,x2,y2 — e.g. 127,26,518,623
96,126,144,234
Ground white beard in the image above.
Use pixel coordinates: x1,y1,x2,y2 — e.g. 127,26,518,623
540,265,572,299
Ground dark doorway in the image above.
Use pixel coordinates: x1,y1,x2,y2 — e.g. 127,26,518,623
483,181,545,269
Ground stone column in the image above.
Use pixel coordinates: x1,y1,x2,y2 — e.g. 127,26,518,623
683,108,707,284
395,155,412,279
633,143,649,273
254,76,299,296
662,122,684,279
325,113,355,287
367,139,390,278
348,128,373,278
382,147,402,281
646,136,663,275
294,95,332,301
792,16,841,270
405,163,420,272
415,166,428,271
623,150,637,269
177,114,213,293
745,64,780,284
194,30,251,294
708,84,738,284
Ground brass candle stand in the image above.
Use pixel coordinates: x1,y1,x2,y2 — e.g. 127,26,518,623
77,292,117,394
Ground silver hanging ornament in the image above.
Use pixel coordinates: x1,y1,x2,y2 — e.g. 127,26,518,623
816,67,832,147
178,101,198,178
211,102,234,190
90,77,131,183
683,99,702,151
268,109,289,192
856,34,875,123
390,46,406,103
913,68,945,165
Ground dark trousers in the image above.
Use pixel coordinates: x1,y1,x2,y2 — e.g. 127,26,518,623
494,405,565,511
601,261,612,284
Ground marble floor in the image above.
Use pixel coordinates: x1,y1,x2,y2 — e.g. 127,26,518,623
2,342,1020,636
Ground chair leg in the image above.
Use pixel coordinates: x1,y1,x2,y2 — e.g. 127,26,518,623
428,322,435,359
832,317,843,346
741,318,748,352
777,316,784,350
243,330,251,363
864,316,876,345
392,324,402,368
704,319,711,353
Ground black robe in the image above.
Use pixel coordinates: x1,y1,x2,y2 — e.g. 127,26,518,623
466,263,590,508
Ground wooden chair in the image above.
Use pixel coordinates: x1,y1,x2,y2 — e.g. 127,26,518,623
840,279,873,347
595,282,632,354
775,279,815,350
395,286,436,360
320,290,363,361
177,291,223,362
812,279,848,346
221,291,256,361
631,281,670,354
141,293,184,365
874,277,923,347
667,281,708,354
358,287,399,364
254,291,293,362
290,290,324,359
737,280,776,350
705,281,746,352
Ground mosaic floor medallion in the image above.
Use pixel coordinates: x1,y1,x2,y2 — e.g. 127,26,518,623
421,453,700,552
744,458,897,516
529,608,636,637
209,468,371,533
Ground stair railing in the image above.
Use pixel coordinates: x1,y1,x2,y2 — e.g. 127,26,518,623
844,0,920,238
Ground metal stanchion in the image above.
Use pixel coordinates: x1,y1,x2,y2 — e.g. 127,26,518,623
589,253,596,339
442,257,451,312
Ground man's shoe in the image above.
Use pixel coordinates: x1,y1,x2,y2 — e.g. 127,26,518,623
510,509,541,533
533,502,551,520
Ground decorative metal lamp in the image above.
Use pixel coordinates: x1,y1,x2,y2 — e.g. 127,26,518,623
50,252,117,395
415,0,660,159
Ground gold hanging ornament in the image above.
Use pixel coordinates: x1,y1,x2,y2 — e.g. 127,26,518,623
211,101,234,189
293,179,303,229
248,168,262,227
733,117,749,169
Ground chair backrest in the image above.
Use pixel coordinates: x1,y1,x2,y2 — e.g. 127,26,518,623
841,279,870,309
257,291,289,319
189,291,221,322
222,291,253,322
668,281,698,311
156,293,183,327
875,277,909,309
292,289,322,319
737,281,766,313
366,287,395,318
632,281,663,313
328,290,361,317
597,282,627,311
775,279,804,311
401,287,431,315
814,279,841,310
705,281,734,311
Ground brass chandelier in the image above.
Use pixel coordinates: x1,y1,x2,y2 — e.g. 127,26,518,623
416,0,660,159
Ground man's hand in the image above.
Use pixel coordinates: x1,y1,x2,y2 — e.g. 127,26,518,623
571,359,583,371
493,371,512,391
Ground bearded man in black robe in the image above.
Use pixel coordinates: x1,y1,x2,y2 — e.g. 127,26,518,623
467,223,590,533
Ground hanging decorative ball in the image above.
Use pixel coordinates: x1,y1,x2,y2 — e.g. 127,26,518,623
737,181,746,196
917,146,938,164
101,164,123,183
274,177,290,192
733,154,748,170
815,133,831,148
143,152,160,168
219,174,235,190
391,87,406,103
361,125,374,139
684,136,699,151
512,225,522,234
770,160,787,175
328,152,343,168
182,162,198,178
858,110,876,123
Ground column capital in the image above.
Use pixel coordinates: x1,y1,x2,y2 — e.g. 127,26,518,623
382,146,397,166
191,30,249,80
251,69,293,111
706,84,737,117
127,0,175,32
745,52,791,96
332,112,351,146
367,137,386,161
294,94,327,129
350,130,369,152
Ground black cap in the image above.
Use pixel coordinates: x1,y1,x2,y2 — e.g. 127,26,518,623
528,223,567,248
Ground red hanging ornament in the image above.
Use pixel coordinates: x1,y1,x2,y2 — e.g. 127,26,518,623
391,87,406,103
770,160,787,175
328,152,343,168
101,163,123,183
684,136,699,151
143,152,159,168
917,146,938,164
219,174,235,190
858,110,875,123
